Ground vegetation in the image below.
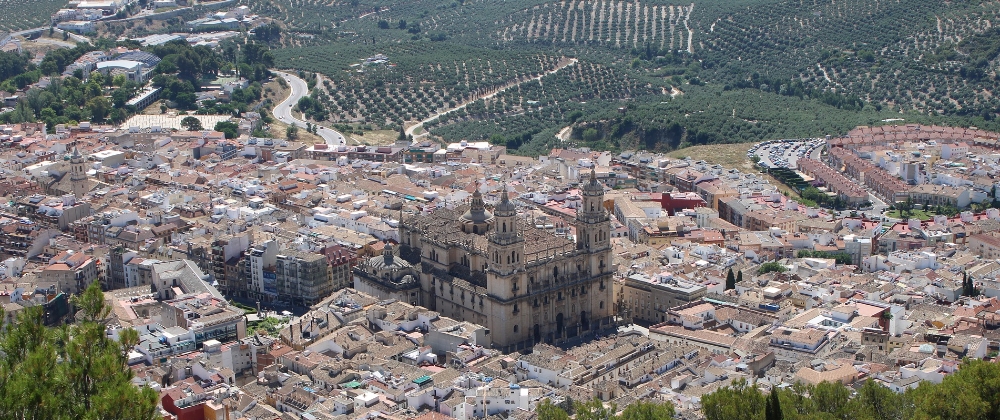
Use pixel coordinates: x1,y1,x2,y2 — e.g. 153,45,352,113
181,116,203,131
0,0,66,31
758,262,788,275
962,271,980,298
256,0,1000,155
0,37,273,129
795,250,854,265
249,316,285,337
703,360,1000,420
536,397,674,420
0,281,159,419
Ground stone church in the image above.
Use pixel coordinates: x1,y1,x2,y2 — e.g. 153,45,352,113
355,170,615,352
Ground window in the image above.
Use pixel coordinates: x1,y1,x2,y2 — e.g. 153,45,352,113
600,301,604,309
513,325,518,333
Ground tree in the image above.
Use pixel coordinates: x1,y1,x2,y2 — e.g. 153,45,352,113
726,268,736,290
214,121,239,139
737,270,743,284
909,359,1000,419
378,20,390,29
181,116,203,131
758,262,788,275
765,388,783,420
962,271,980,297
702,378,766,420
85,96,111,122
0,281,159,419
849,379,913,420
286,124,299,140
537,399,570,420
619,400,675,420
812,381,851,417
574,398,617,420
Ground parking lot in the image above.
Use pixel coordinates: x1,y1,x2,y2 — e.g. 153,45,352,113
748,138,825,169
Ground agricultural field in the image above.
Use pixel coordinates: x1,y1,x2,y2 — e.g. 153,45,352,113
275,42,563,126
0,0,67,32
258,0,1000,155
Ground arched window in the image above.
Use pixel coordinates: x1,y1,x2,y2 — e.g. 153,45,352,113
513,325,519,333
600,301,604,309
502,222,506,232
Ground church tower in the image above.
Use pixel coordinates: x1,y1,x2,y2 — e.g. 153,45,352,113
487,184,525,295
69,146,88,199
486,183,527,346
576,169,610,272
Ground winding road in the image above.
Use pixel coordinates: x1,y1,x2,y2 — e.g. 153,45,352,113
405,57,579,138
273,71,347,146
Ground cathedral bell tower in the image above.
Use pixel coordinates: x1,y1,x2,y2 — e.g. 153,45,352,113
487,184,525,299
69,146,88,199
577,169,610,272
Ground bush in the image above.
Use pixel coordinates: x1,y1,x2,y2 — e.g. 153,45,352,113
758,262,788,274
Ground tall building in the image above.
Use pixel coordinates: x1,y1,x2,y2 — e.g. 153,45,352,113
276,250,333,307
360,170,615,352
245,240,334,306
106,245,136,290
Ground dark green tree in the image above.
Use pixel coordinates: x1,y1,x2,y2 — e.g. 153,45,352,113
574,398,617,420
181,116,203,131
702,378,766,420
0,281,159,419
537,398,570,420
619,400,675,420
758,262,788,275
726,268,736,290
214,121,239,139
765,388,783,420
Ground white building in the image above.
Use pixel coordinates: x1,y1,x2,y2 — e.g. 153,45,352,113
57,20,95,34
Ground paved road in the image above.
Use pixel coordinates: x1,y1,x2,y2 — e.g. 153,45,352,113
273,71,347,146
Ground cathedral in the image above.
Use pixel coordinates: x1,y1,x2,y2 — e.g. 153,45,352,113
355,169,615,352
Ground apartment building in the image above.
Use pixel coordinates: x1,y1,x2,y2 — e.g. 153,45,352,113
39,250,100,294
276,250,334,307
908,184,971,209
797,158,868,205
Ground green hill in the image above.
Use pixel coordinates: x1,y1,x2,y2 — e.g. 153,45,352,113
261,0,1000,154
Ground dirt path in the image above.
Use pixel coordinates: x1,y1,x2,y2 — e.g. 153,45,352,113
405,57,579,138
556,125,572,142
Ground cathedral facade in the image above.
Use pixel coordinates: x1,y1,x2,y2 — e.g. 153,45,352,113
358,170,615,352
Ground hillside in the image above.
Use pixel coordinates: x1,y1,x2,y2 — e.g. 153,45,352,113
0,0,68,32
259,0,1000,154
